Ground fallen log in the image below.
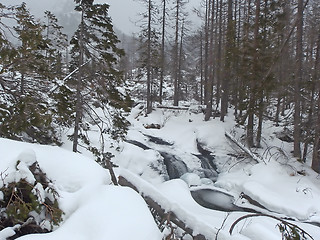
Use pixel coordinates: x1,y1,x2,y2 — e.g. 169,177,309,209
225,132,266,164
157,105,189,111
118,176,207,240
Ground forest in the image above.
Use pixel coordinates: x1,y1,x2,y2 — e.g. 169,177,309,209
122,0,320,172
1,0,320,171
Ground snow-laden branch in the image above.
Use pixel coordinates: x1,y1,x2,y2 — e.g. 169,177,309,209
49,59,92,94
225,132,266,164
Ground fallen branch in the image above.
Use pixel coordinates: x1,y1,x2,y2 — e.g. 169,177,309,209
103,153,118,186
229,213,314,240
225,132,266,164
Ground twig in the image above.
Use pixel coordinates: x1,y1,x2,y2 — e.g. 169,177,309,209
103,153,118,186
215,213,230,240
0,167,9,185
229,213,314,240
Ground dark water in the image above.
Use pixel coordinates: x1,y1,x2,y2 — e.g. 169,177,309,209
160,151,189,179
125,139,150,150
144,134,174,146
191,188,245,212
195,139,219,172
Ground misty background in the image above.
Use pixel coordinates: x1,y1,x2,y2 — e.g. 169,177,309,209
1,0,144,35
1,0,201,37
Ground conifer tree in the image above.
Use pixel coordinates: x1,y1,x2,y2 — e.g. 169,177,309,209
70,0,130,155
137,26,161,110
0,3,59,144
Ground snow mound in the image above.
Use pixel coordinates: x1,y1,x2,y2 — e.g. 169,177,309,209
216,160,320,220
0,138,161,240
16,186,162,240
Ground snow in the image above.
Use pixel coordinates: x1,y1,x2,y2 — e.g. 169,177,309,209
117,105,320,239
1,105,320,239
180,172,202,187
0,138,161,240
17,186,161,240
216,160,320,220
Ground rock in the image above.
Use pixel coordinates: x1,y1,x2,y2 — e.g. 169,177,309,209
144,123,161,129
180,173,201,187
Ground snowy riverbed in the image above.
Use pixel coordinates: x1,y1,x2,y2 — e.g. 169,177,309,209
1,104,320,239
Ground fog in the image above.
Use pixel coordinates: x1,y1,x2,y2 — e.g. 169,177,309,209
1,0,142,34
1,0,202,36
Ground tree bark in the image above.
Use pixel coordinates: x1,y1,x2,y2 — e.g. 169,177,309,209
73,8,85,153
293,0,304,158
220,0,233,122
203,0,210,107
200,30,204,104
146,0,152,113
173,0,180,106
247,0,260,148
312,31,320,172
204,0,214,121
159,0,166,105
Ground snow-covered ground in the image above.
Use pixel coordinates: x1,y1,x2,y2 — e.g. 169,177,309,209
0,139,161,240
1,104,320,239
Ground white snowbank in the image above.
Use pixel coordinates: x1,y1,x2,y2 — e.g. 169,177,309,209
216,160,320,220
0,138,161,240
17,185,161,240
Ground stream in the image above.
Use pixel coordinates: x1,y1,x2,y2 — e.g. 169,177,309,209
125,134,320,230
125,135,253,213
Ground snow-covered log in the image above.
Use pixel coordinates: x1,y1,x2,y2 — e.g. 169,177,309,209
118,174,208,240
157,105,189,111
225,132,266,164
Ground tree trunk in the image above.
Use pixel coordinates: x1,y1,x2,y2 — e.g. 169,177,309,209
73,9,85,153
311,31,320,172
293,0,304,158
178,20,184,101
200,30,204,104
247,0,260,148
220,0,233,122
215,0,222,112
204,0,214,121
256,96,263,147
203,0,209,107
146,0,152,113
173,0,180,106
159,0,166,104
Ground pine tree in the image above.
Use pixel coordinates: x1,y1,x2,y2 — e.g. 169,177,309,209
69,0,130,155
137,27,161,105
234,0,283,147
0,3,59,144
